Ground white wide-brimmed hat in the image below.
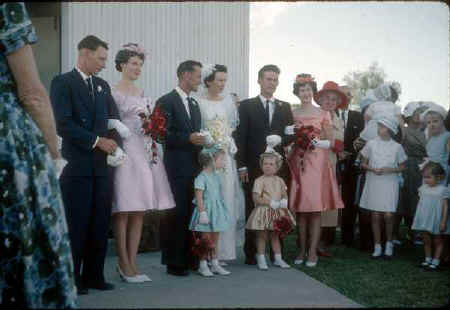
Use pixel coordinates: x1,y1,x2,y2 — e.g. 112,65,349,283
403,101,431,118
360,89,377,112
377,115,399,135
420,102,448,122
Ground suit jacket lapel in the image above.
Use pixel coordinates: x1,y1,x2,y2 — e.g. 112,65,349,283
255,96,269,130
70,69,94,112
172,90,192,131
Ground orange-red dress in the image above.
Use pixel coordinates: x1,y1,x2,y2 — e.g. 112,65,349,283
288,109,344,213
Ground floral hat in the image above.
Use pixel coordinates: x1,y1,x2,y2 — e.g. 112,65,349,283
403,101,431,118
359,89,377,112
313,81,348,110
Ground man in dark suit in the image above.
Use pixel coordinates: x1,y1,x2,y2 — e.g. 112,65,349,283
338,86,367,249
235,64,294,265
50,35,119,295
156,60,205,276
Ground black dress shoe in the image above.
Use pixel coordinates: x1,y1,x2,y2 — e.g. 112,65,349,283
76,285,89,295
244,258,257,265
85,281,115,290
166,266,189,276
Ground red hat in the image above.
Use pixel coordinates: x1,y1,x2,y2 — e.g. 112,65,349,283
314,81,349,110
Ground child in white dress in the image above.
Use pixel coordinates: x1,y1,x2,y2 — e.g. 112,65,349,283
359,116,407,259
412,161,450,270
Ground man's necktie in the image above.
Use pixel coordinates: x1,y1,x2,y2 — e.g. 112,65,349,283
187,97,195,127
86,77,94,100
265,99,270,126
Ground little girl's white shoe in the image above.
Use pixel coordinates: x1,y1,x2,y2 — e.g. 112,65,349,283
371,244,382,258
256,254,269,270
384,241,394,258
274,254,290,268
198,260,214,277
211,259,231,275
305,260,317,268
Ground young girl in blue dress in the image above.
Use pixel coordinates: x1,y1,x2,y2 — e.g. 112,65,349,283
189,145,231,277
412,161,450,270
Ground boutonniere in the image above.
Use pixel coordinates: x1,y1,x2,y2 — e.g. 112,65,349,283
97,85,102,93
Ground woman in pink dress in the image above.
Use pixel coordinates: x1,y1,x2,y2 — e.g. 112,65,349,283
111,44,175,283
287,74,344,267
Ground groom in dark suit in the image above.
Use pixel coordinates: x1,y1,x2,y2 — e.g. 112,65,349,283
157,60,205,276
235,64,294,265
50,35,120,294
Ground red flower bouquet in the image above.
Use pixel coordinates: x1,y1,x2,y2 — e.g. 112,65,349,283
139,106,167,164
273,216,293,239
191,232,214,259
141,106,167,143
293,125,320,172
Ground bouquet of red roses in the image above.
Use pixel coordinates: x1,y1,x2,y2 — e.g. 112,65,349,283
139,105,167,164
273,216,293,240
140,106,167,143
292,125,320,171
191,232,214,259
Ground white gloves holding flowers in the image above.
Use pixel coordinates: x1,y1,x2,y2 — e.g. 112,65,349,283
199,211,210,224
106,119,131,167
270,198,288,210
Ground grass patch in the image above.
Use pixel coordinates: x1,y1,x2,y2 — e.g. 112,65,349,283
283,230,450,308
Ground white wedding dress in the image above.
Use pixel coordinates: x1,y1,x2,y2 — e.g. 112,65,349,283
197,94,246,261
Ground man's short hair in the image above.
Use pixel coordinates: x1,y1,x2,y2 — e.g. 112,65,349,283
77,35,108,51
258,64,280,80
177,60,202,79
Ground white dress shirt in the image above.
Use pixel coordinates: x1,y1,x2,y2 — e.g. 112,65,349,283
175,86,191,118
75,67,99,148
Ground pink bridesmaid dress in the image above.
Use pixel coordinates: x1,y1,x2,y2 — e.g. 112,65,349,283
111,89,175,213
288,109,344,213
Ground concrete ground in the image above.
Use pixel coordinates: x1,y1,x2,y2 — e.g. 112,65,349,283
77,245,361,309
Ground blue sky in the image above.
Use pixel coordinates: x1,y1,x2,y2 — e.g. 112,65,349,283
249,1,449,109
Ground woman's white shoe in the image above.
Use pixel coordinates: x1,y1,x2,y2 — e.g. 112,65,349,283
305,260,317,267
198,260,214,277
136,274,152,282
274,259,291,268
256,255,269,270
117,265,145,283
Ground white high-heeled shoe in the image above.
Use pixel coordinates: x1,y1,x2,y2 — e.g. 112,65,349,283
136,274,152,282
211,260,231,275
117,265,144,283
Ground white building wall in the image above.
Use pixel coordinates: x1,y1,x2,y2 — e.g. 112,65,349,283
61,2,249,101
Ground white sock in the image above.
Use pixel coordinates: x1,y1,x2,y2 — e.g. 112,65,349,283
199,260,208,268
274,254,282,261
211,258,219,266
431,258,440,266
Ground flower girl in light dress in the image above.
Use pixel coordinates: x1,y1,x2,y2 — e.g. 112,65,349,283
246,135,296,270
412,161,450,270
189,145,232,277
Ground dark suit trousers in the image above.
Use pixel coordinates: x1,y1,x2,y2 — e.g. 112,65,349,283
60,175,112,285
243,174,258,262
340,162,360,246
160,177,197,269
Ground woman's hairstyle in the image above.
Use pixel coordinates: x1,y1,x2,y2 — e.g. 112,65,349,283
203,64,227,87
421,161,446,178
293,73,317,96
259,152,283,171
198,148,225,168
115,43,145,72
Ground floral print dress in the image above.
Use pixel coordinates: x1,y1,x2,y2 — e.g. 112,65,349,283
0,3,77,308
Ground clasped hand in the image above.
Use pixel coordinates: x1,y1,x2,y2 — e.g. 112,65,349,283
270,199,288,210
372,167,393,175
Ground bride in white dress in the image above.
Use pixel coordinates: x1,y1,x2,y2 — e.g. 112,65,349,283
193,64,246,263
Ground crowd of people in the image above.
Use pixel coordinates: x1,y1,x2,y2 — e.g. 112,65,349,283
1,3,449,308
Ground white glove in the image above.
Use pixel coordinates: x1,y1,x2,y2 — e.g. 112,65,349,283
229,137,237,155
107,147,127,167
312,139,331,149
53,158,67,178
108,119,131,139
418,158,430,170
279,198,288,208
270,200,280,210
199,211,210,224
284,125,295,135
199,130,214,146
